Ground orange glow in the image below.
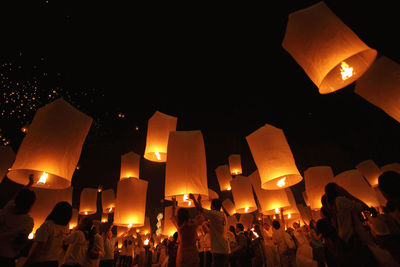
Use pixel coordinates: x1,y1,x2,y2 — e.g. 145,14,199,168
84,211,88,215
144,239,149,246
227,187,231,191
340,61,354,80
245,207,249,213
155,152,161,161
128,223,132,228
275,208,280,214
28,233,34,239
37,172,48,185
277,177,286,188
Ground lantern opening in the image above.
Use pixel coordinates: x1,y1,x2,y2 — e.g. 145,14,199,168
244,207,249,213
340,61,354,80
155,152,161,161
277,177,286,188
37,172,48,185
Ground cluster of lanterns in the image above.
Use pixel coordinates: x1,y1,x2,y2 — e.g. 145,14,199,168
1,1,398,238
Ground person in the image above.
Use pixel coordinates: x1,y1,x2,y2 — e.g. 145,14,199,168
100,223,116,267
171,196,204,267
197,223,211,267
167,232,178,267
119,239,127,267
251,224,266,267
22,201,72,267
226,225,238,267
261,223,280,267
0,175,36,267
309,220,325,267
378,171,400,203
189,194,229,267
86,220,104,267
271,220,296,267
292,222,315,267
62,216,93,267
230,223,251,267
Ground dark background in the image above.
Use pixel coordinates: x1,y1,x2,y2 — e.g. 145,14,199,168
0,1,399,230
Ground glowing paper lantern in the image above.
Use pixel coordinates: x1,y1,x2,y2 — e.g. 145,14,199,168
201,189,219,210
139,216,151,235
356,160,383,188
222,199,236,216
31,187,73,234
144,111,177,162
79,188,98,215
239,213,254,230
260,188,290,216
302,191,311,207
101,213,109,223
0,146,15,183
355,56,400,122
69,208,78,229
335,169,379,207
215,165,232,191
162,206,177,237
374,187,387,207
114,177,148,227
283,188,300,217
282,1,377,94
230,176,257,214
381,163,400,174
165,130,208,207
102,188,116,213
228,154,242,175
227,215,238,229
120,152,140,179
246,124,302,190
7,98,92,189
304,166,334,210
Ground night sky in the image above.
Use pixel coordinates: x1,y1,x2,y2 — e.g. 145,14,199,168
0,1,399,230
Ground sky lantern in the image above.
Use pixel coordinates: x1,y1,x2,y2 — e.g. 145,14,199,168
304,166,334,210
163,206,177,237
69,208,78,230
79,188,98,215
138,216,151,235
202,189,219,210
239,213,254,230
227,215,238,229
102,188,116,213
246,123,302,190
282,188,300,218
228,154,242,175
144,111,177,162
302,191,311,207
249,170,282,214
6,98,92,189
222,199,236,216
165,130,208,207
282,1,377,94
258,188,290,216
114,177,148,227
215,165,232,191
380,163,400,174
356,160,383,188
101,213,109,223
0,146,15,183
230,176,257,214
335,169,379,208
355,56,400,123
31,186,72,234
120,151,140,179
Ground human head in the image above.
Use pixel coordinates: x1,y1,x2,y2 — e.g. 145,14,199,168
14,188,36,214
236,223,244,233
177,208,189,226
378,171,400,202
293,222,300,229
325,182,339,205
272,220,280,230
46,201,72,226
211,198,222,211
173,231,178,241
77,216,93,231
229,225,236,235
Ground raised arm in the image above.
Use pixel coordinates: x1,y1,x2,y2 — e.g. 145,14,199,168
189,193,203,213
170,196,179,229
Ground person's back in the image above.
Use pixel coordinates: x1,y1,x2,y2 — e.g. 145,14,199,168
63,229,89,266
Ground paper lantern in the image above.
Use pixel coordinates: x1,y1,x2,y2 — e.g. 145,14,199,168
283,188,300,217
162,206,177,237
69,208,78,230
215,165,232,191
138,216,151,235
201,189,219,210
101,213,109,223
297,204,312,223
144,111,177,162
228,154,242,175
31,187,73,234
222,199,236,216
302,191,311,207
381,163,400,174
246,124,302,190
226,215,238,229
7,98,92,189
239,213,254,230
102,188,116,213
79,188,98,215
304,166,334,210
0,146,15,183
356,160,383,187
355,56,400,122
230,176,257,214
120,151,140,180
260,188,290,216
335,169,379,207
165,130,208,207
282,1,377,94
114,177,148,227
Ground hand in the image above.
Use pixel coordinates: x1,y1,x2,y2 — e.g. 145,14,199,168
27,174,34,188
197,194,202,203
189,193,195,201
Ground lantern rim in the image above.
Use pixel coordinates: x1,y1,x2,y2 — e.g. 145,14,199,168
78,210,97,215
7,169,70,189
165,193,209,208
319,48,377,94
113,222,144,228
261,174,303,190
235,206,257,214
144,152,167,162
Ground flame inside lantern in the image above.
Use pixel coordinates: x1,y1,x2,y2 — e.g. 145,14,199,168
277,177,286,188
28,233,34,239
340,61,354,80
275,208,280,214
288,213,292,219
144,239,149,246
227,187,231,191
155,152,161,161
245,207,249,213
37,172,48,185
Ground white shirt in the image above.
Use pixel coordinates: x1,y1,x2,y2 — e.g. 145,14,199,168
32,220,69,263
335,196,365,242
0,200,34,258
203,209,229,254
102,236,117,260
63,230,89,265
85,233,104,267
197,232,211,252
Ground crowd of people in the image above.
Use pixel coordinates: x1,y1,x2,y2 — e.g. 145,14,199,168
0,171,399,267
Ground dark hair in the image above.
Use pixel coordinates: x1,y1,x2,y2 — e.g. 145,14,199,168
325,182,339,205
173,231,178,241
316,218,337,240
236,223,244,232
77,217,93,234
379,171,400,201
272,220,280,230
46,201,72,226
211,199,222,211
14,188,36,214
177,208,189,226
229,225,236,235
